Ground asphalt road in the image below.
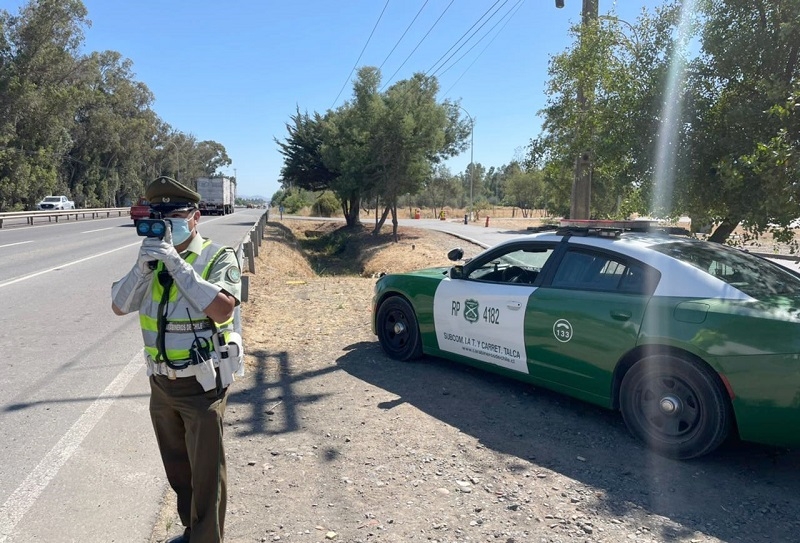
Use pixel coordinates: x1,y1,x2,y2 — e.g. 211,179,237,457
0,208,265,543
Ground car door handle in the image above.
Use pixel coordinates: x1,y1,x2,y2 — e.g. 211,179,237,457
610,309,631,321
507,302,522,310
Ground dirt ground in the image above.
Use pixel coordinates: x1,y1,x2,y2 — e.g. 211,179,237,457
151,218,800,543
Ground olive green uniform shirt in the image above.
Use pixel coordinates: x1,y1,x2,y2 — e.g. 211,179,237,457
182,234,242,305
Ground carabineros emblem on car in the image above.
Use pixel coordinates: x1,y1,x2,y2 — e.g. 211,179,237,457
464,299,480,323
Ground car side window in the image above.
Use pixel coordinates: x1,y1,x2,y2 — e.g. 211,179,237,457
551,249,656,295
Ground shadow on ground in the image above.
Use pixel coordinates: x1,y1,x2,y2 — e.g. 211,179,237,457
327,341,800,543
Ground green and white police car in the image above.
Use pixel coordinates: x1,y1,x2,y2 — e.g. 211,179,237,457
372,220,800,459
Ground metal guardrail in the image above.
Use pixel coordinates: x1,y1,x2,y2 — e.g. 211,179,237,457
0,207,130,228
235,208,270,304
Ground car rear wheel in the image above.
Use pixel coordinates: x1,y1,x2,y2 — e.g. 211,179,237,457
376,297,422,361
620,354,731,459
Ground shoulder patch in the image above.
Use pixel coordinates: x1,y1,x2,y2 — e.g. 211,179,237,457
225,266,241,283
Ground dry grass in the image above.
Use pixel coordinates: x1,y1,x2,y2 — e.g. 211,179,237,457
257,219,475,277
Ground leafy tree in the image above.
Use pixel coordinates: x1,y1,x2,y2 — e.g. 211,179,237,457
195,140,232,177
506,169,545,218
0,0,231,211
67,50,160,207
275,107,338,192
270,188,285,205
483,166,503,204
0,0,90,209
536,0,799,241
319,67,384,227
677,0,800,242
277,66,468,235
370,73,469,237
461,162,485,212
535,3,684,219
421,164,460,217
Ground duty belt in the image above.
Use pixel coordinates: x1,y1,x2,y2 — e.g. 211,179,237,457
146,355,218,379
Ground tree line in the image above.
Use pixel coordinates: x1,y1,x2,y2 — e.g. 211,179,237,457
276,0,799,242
0,0,231,212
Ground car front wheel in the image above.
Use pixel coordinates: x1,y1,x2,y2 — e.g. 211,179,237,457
620,354,731,460
376,297,422,361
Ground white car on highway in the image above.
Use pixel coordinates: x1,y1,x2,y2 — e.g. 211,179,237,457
36,195,75,210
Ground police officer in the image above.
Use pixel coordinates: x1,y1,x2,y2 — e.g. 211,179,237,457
111,176,243,543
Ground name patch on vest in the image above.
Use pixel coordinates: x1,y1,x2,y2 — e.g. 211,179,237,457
165,320,214,333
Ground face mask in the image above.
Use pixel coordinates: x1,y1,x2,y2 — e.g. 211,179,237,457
168,218,193,245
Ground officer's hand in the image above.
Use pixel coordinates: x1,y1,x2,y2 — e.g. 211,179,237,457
136,243,156,275
140,220,174,261
161,221,173,245
141,237,176,259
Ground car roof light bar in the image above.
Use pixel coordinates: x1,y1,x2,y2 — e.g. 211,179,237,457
555,219,691,237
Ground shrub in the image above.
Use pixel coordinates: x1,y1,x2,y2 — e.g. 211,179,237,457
312,191,340,217
282,190,312,213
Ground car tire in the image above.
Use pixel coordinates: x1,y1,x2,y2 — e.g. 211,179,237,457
619,354,731,460
376,297,423,361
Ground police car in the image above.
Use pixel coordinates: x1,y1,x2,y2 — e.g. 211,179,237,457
372,220,800,459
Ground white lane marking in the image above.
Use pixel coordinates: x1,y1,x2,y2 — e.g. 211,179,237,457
0,215,129,231
0,352,144,542
0,241,140,289
81,227,114,234
0,241,33,249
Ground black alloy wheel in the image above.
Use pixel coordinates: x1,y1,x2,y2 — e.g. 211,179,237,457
376,297,422,361
620,354,732,460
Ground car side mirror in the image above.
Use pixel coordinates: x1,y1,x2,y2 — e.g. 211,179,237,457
447,247,464,261
449,265,464,279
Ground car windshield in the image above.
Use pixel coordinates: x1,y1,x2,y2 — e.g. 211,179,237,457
44,197,61,202
651,241,800,298
468,246,554,284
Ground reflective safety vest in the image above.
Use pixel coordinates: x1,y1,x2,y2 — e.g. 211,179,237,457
139,238,234,364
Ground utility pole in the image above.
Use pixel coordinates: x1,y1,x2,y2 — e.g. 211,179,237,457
457,105,475,222
557,0,598,220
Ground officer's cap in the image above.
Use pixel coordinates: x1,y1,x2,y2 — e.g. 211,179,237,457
145,176,200,213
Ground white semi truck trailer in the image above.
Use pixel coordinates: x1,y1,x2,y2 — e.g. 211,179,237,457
197,176,236,215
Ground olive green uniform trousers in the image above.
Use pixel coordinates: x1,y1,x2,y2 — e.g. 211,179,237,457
150,374,228,543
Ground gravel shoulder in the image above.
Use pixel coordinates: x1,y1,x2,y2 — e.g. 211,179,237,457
152,219,800,543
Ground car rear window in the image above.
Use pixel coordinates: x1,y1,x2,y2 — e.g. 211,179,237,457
651,241,800,298
136,198,149,205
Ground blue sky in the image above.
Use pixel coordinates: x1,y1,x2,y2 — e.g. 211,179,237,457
10,0,665,199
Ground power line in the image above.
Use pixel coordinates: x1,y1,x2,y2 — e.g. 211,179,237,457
331,0,391,109
438,0,523,82
425,0,506,76
443,1,525,97
380,0,456,92
378,0,430,72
